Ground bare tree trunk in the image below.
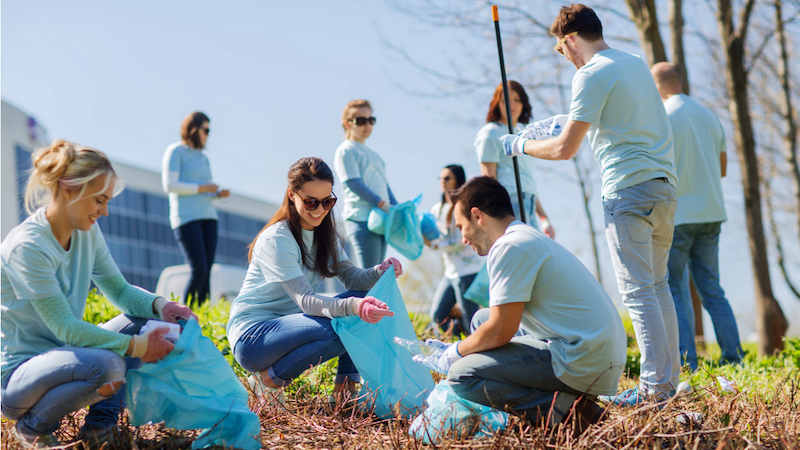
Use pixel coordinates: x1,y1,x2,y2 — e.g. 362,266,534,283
716,0,788,354
624,0,668,65
775,0,800,235
669,0,690,94
764,168,800,299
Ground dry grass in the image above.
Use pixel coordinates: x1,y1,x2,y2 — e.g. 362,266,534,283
2,369,798,450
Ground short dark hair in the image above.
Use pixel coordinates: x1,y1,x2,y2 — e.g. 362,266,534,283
550,4,603,42
485,81,532,125
180,111,210,150
450,176,514,220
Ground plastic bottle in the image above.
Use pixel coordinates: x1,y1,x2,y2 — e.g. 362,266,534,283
527,114,569,140
393,337,446,373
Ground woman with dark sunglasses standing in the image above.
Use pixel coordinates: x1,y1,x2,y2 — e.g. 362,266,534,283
227,157,402,407
333,100,398,268
161,111,230,306
426,164,483,336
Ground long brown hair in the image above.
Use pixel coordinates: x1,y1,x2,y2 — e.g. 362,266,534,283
247,157,339,278
180,111,210,150
485,81,532,125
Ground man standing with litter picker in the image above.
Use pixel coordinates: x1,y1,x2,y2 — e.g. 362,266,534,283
429,176,626,433
651,62,743,372
502,4,679,405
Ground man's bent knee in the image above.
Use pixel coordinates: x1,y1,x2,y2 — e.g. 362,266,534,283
97,378,125,397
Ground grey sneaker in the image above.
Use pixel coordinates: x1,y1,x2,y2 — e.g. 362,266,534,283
247,374,286,407
11,424,60,449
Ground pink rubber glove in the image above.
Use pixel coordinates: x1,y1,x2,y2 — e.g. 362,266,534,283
158,301,198,323
129,327,175,363
358,296,394,324
377,257,403,278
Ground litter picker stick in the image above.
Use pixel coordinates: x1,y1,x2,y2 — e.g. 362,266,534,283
492,5,526,223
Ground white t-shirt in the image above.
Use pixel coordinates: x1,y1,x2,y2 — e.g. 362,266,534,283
475,122,539,198
334,140,390,222
226,221,350,347
569,48,677,195
430,201,484,279
487,221,627,394
664,94,727,225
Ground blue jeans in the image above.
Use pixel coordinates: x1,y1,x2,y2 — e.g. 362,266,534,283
510,192,540,230
232,291,367,386
448,309,581,425
603,178,680,396
345,220,387,268
173,219,218,305
429,273,480,335
1,314,148,435
668,222,742,370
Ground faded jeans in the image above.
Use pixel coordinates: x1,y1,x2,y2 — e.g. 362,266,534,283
1,314,148,436
345,220,387,268
510,192,540,230
603,178,680,396
668,222,743,370
429,273,480,336
232,291,367,386
448,309,581,425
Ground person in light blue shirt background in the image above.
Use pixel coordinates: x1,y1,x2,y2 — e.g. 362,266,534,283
652,62,743,371
2,140,195,447
475,81,554,238
334,99,398,268
505,5,679,406
162,111,230,306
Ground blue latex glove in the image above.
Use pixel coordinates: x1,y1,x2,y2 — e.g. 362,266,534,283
499,134,528,157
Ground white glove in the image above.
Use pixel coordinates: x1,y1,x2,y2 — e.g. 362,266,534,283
434,340,463,374
499,134,528,157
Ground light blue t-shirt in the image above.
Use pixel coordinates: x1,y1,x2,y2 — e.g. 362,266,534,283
162,142,218,229
475,122,539,198
664,94,727,225
226,221,350,347
487,221,627,395
1,208,122,382
569,49,677,195
334,140,390,222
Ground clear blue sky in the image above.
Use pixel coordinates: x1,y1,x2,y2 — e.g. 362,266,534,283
3,0,798,340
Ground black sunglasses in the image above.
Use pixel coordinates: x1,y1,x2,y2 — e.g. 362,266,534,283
350,116,376,126
439,176,452,181
298,193,337,211
200,128,210,134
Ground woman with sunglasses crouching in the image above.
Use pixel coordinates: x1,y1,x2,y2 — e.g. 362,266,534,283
227,157,402,407
1,141,196,448
333,99,398,268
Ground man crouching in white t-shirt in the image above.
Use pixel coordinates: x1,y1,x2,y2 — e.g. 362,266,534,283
433,176,627,433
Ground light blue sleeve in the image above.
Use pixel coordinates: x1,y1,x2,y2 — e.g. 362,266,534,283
488,243,543,306
476,126,501,164
91,226,123,281
251,233,305,282
166,145,183,172
344,178,382,206
569,71,608,124
335,147,362,183
2,244,63,301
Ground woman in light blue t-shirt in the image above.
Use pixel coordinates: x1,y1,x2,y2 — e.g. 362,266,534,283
161,111,230,306
333,99,398,268
228,157,401,407
1,141,196,447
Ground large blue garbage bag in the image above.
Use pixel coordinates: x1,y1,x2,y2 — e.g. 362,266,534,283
333,266,435,419
126,319,261,450
463,263,490,308
385,199,424,261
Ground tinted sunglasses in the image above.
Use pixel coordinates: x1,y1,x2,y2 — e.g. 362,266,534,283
298,193,337,211
200,128,210,134
554,31,578,56
439,176,452,181
350,116,377,126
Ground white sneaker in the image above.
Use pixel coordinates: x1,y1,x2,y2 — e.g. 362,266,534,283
247,374,286,407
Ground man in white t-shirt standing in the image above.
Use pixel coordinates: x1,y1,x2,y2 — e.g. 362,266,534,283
433,176,627,432
651,62,743,371
502,4,679,404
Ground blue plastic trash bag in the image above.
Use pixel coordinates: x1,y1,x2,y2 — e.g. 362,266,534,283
418,212,440,241
409,380,508,444
333,266,434,419
463,263,490,308
126,319,261,450
385,200,424,261
368,207,388,235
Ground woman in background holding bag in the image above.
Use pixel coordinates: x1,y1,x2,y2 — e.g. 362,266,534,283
1,140,196,448
426,164,483,336
334,99,398,268
162,111,230,306
227,157,402,407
